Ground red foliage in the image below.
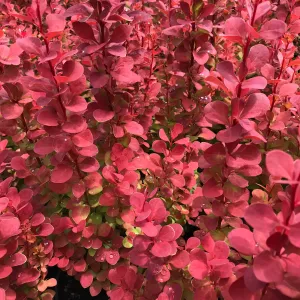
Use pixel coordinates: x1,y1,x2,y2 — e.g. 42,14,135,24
0,0,299,299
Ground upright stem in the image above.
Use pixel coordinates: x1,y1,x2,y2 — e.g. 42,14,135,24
143,48,154,103
188,0,196,99
265,42,290,146
36,0,67,120
237,0,261,98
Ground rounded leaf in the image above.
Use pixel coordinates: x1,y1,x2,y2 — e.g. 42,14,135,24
0,265,12,279
110,24,133,43
151,241,172,257
93,109,114,122
34,137,54,155
80,271,93,288
65,96,87,112
51,164,73,183
72,129,93,147
124,121,144,136
244,203,278,232
266,150,294,179
228,228,258,256
189,260,209,280
253,251,284,283
169,250,190,268
62,60,84,82
260,19,287,40
1,103,23,120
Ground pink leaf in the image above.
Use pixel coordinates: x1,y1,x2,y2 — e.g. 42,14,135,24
247,44,270,71
244,203,278,232
0,197,8,213
253,251,284,283
16,268,40,285
204,143,226,165
241,76,267,90
64,4,94,21
109,287,125,300
159,129,169,142
72,181,85,198
72,129,93,147
1,103,23,120
169,223,183,240
170,174,185,188
51,164,73,183
34,137,54,155
90,73,109,88
111,69,141,84
189,260,209,280
193,51,209,65
0,216,20,240
228,228,258,255
260,19,287,40
71,205,90,224
229,277,256,300
110,25,133,43
0,265,12,279
73,21,96,41
213,241,230,259
80,271,93,288
244,267,266,292
130,192,145,212
99,191,116,206
37,108,58,126
46,14,66,32
204,101,229,125
240,93,270,119
89,281,102,297
279,83,298,97
224,17,247,39
65,96,87,112
169,250,190,268
186,237,201,250
158,225,176,242
31,213,45,227
152,140,167,154
171,124,183,140
162,25,184,36
105,250,120,265
37,223,54,236
266,150,294,179
217,61,238,83
93,109,114,122
205,76,230,94
124,121,144,136
289,223,300,247
17,37,43,55
254,1,271,21
107,46,126,57
78,157,99,173
62,115,87,133
141,222,159,237
62,60,84,82
216,124,243,143
202,178,223,198
151,241,172,257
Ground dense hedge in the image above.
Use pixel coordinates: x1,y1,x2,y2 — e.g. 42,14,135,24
0,0,299,299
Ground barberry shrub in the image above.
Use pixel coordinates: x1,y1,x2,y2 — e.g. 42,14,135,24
0,0,299,299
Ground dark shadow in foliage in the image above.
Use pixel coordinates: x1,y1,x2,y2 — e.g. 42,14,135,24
46,267,108,300
182,222,199,241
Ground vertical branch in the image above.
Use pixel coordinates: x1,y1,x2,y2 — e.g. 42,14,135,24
36,0,67,120
237,0,261,98
188,0,196,99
